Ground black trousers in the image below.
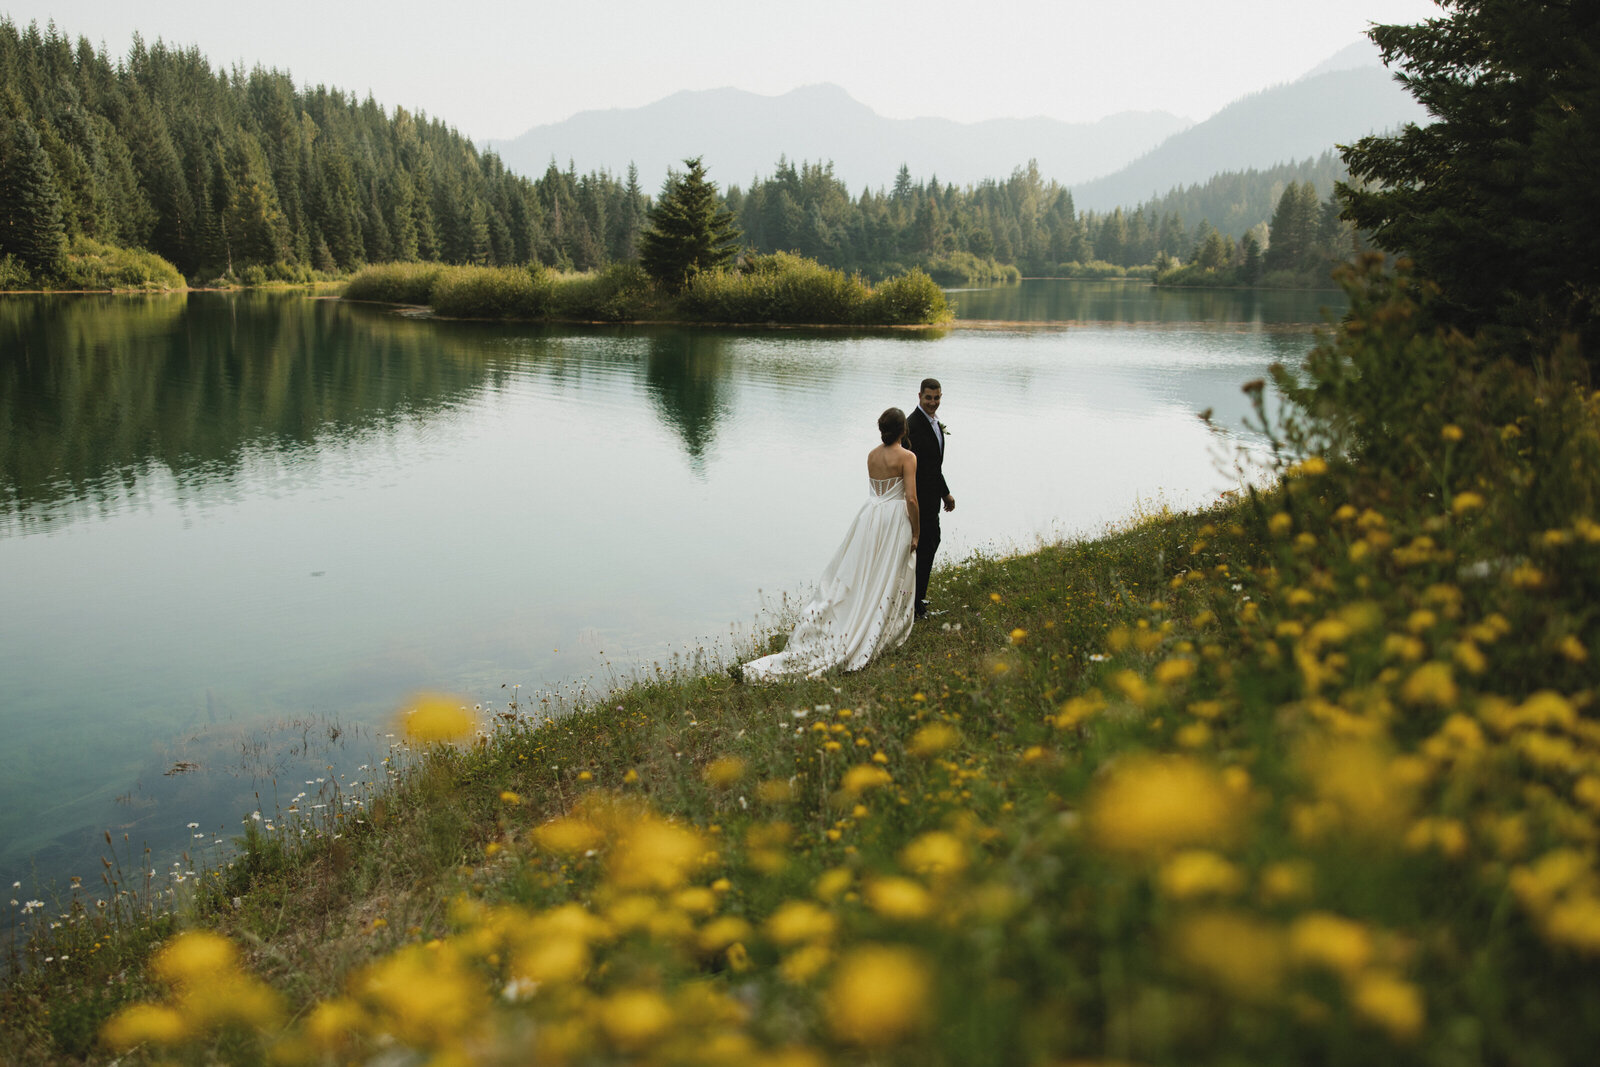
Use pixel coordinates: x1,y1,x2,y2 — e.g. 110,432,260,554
915,513,940,612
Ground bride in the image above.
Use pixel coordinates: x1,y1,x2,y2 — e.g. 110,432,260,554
742,408,920,681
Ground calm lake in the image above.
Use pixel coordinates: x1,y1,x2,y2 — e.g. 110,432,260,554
0,280,1341,899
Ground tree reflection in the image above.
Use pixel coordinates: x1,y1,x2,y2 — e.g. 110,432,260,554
643,330,732,469
0,294,501,527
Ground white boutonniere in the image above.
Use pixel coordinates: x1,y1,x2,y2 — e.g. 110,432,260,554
938,421,950,435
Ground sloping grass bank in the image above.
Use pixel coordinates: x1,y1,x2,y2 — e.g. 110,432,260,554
6,258,1600,1066
341,254,952,326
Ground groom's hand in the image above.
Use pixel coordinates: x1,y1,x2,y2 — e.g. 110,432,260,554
943,494,955,512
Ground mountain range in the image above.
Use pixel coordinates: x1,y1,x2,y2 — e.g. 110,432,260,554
488,84,1189,194
486,41,1427,209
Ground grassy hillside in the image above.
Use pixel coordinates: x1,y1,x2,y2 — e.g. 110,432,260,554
4,257,1599,1065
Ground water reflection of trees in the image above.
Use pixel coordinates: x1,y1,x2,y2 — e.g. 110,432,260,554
0,294,506,525
953,280,1343,326
644,330,732,467
0,294,958,520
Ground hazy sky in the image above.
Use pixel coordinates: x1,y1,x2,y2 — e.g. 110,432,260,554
5,1,1440,141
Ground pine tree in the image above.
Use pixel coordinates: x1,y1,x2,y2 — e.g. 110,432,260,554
0,114,67,278
639,157,741,292
1340,0,1600,354
1264,181,1318,275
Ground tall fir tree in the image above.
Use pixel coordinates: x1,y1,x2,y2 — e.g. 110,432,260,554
0,114,67,277
639,157,741,292
1340,0,1600,356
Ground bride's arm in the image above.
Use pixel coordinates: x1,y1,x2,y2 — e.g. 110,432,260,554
903,451,920,549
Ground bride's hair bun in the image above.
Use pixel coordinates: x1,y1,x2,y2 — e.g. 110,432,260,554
879,407,907,444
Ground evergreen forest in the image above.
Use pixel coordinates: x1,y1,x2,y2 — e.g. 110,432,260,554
1,16,1355,292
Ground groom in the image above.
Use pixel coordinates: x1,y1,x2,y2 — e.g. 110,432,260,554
906,378,954,619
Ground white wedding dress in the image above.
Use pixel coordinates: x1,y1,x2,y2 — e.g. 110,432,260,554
743,476,917,681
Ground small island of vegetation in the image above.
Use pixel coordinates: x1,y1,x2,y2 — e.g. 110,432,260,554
343,160,951,327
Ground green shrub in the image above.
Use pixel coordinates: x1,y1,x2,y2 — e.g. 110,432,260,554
1155,263,1240,288
430,265,555,319
862,267,952,325
0,253,33,290
55,237,184,290
924,252,1020,286
341,262,447,305
678,251,870,324
553,263,662,322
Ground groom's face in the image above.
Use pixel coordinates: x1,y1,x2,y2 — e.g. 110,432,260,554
919,388,941,419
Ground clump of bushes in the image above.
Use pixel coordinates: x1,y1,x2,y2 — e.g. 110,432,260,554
551,263,662,322
0,237,186,291
678,251,869,324
341,262,448,305
341,254,951,326
862,267,951,325
429,265,555,319
923,251,1020,286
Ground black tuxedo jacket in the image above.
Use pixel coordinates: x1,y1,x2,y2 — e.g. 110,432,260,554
906,407,949,524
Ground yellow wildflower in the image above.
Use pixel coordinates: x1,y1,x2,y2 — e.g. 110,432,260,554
1452,642,1487,675
401,693,474,743
1110,669,1152,707
1508,563,1544,589
1400,662,1458,708
302,998,367,1049
825,946,930,1046
609,817,708,891
840,764,892,795
597,989,673,1051
703,757,747,788
1173,910,1286,1000
756,778,794,803
766,901,837,946
1154,657,1198,686
512,935,590,985
865,877,935,921
1509,849,1593,914
1544,895,1600,954
101,1004,189,1051
1289,912,1373,977
1297,738,1414,836
908,722,961,755
357,944,482,1048
1054,691,1107,729
535,817,604,856
1259,860,1314,903
151,931,238,984
780,943,834,984
900,831,968,878
1158,850,1244,899
814,867,854,902
1350,970,1425,1040
697,917,753,954
673,886,718,917
1087,755,1244,858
